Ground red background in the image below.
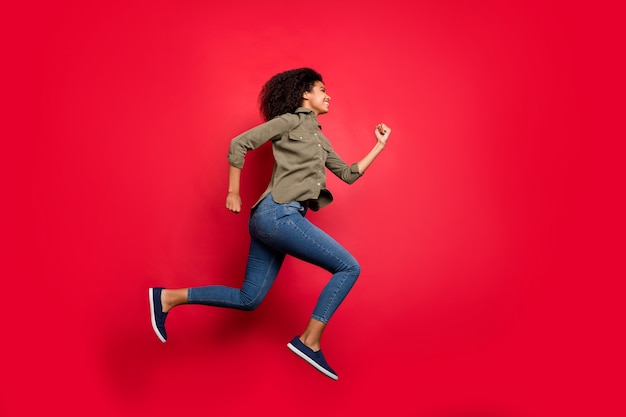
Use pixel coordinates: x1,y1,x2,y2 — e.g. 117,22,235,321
3,1,624,416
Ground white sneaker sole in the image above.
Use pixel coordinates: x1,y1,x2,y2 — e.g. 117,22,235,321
149,288,167,343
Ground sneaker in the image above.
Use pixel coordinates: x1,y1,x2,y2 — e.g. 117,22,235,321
149,288,168,343
287,336,338,380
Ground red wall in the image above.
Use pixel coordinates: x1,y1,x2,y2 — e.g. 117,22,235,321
4,1,624,416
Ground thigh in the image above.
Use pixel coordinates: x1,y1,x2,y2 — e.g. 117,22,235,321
244,232,285,290
250,194,357,273
269,210,357,274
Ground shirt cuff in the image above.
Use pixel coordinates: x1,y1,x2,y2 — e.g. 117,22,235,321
228,154,244,169
350,162,362,176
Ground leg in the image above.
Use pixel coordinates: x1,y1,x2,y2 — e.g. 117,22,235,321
168,235,285,311
256,204,361,330
250,198,360,380
278,219,360,352
149,229,285,342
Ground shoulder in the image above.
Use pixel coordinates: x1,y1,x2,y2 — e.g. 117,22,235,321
273,112,301,127
267,108,317,134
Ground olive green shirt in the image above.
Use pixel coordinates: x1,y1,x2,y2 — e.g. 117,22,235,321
228,107,362,211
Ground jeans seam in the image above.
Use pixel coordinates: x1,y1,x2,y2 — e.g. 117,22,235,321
187,248,279,311
287,216,356,322
243,252,277,309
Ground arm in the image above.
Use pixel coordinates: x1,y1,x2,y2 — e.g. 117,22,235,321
225,164,242,214
356,123,391,174
325,123,392,183
225,114,298,214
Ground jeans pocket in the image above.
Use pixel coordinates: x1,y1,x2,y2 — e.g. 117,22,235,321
250,207,278,238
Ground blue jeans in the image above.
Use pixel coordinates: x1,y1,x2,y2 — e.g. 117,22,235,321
187,193,360,323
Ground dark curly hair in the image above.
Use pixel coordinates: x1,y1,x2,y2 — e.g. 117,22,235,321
258,68,323,121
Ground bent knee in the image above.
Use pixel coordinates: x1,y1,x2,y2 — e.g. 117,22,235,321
239,300,261,311
238,294,263,311
348,259,361,278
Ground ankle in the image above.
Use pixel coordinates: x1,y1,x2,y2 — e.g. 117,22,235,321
161,288,187,313
299,334,321,352
160,289,171,313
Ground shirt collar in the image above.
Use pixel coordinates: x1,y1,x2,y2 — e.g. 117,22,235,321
294,107,322,129
294,107,313,114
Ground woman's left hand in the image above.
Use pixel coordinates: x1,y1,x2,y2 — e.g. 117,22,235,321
375,123,392,145
356,123,392,174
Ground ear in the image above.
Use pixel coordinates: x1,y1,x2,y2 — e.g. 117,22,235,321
302,91,310,101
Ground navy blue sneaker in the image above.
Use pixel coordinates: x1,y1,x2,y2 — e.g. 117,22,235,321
287,336,338,380
149,288,168,343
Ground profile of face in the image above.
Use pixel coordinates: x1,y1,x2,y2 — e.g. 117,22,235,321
302,81,331,115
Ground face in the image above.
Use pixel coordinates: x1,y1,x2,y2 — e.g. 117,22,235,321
302,81,331,115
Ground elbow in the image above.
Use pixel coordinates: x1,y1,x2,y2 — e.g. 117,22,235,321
342,172,363,184
342,163,363,184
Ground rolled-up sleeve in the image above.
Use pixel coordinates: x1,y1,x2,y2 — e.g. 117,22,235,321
228,114,298,168
325,147,363,184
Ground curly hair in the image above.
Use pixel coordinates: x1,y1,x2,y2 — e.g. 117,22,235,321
258,68,323,121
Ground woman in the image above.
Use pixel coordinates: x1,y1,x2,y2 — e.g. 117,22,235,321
149,68,391,380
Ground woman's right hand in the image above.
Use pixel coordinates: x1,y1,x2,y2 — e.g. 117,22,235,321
226,192,242,214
